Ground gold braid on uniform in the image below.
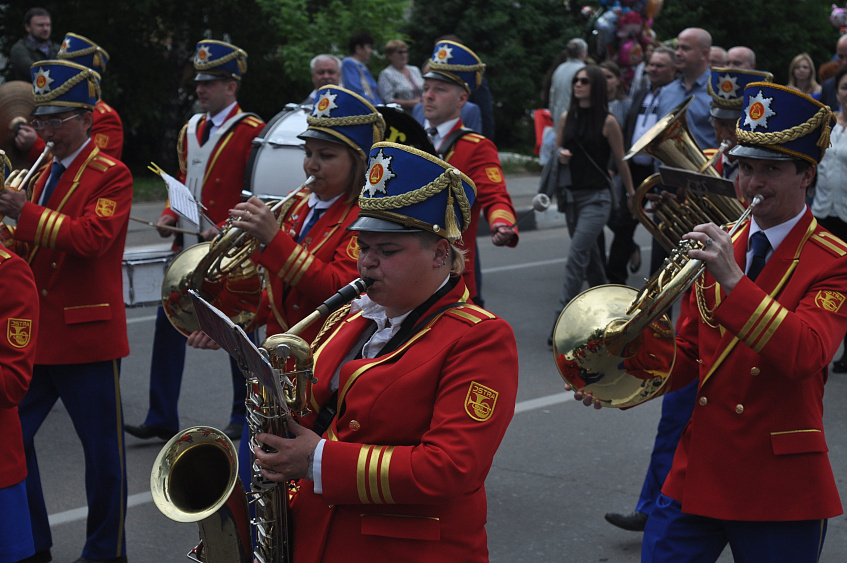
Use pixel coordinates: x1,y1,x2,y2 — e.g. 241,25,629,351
62,45,106,71
176,123,188,175
706,81,743,110
431,62,486,74
194,49,247,74
307,113,386,144
311,304,352,351
736,105,834,150
359,144,473,242
34,68,101,104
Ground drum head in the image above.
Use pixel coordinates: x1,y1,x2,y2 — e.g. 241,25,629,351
377,105,436,155
244,105,308,196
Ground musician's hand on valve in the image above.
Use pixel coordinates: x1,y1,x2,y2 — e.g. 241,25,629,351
684,223,744,293
156,215,177,238
254,418,321,483
186,331,220,350
564,382,603,409
0,186,27,219
232,196,278,245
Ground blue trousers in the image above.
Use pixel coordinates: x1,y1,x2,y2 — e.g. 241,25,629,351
635,380,698,515
643,493,828,563
20,360,127,560
0,481,34,562
143,306,249,431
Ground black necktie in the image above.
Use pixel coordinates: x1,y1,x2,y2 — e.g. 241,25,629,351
41,161,66,205
427,127,438,147
298,208,325,243
200,120,212,145
747,231,771,282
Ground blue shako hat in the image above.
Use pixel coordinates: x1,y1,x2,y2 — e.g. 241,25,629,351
299,85,386,158
193,39,247,81
730,82,835,165
351,142,476,243
707,67,773,120
423,40,485,95
30,60,101,116
58,33,110,74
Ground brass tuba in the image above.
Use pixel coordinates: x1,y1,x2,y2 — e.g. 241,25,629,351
161,176,314,336
624,96,746,252
551,196,761,408
152,278,371,562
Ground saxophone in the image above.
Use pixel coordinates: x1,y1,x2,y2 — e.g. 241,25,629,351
152,278,371,562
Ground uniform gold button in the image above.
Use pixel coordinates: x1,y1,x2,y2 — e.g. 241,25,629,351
735,404,744,414
41,289,47,296
51,262,57,269
750,367,760,376
698,396,708,406
293,304,300,310
209,199,215,206
349,420,361,431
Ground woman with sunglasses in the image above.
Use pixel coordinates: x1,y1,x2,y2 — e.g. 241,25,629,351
549,65,634,345
378,39,423,114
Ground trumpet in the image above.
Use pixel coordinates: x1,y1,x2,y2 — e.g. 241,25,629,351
551,196,762,408
161,177,315,336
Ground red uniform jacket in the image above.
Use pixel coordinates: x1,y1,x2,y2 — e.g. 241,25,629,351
291,279,519,562
254,191,361,343
0,248,38,488
442,120,518,299
161,105,265,229
28,100,124,162
662,210,847,521
15,141,132,364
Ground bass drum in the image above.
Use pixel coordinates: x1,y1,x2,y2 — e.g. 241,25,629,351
377,104,436,156
244,104,308,196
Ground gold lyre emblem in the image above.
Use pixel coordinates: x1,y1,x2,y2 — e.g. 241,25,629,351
815,290,845,313
485,167,502,183
464,381,498,422
95,198,116,217
7,318,32,348
346,235,359,260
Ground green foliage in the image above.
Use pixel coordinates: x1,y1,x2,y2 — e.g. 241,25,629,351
404,0,583,151
653,0,839,84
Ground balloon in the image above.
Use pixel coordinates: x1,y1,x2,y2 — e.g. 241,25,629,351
644,0,663,19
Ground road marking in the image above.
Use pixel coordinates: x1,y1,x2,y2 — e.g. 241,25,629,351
46,391,573,525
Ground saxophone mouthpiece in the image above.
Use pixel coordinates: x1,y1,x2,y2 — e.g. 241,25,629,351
317,278,372,317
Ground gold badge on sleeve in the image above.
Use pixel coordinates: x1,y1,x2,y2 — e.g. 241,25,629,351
814,290,845,313
95,198,116,217
7,318,33,348
346,235,359,260
464,381,498,422
485,167,502,183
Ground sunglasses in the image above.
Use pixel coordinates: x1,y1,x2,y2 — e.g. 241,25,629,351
572,77,590,85
30,114,80,130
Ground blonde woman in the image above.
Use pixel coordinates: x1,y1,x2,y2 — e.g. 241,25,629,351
786,53,821,97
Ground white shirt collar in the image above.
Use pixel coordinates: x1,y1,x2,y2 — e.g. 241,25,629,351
207,100,238,129
423,117,460,148
748,206,807,253
308,191,341,211
57,138,91,169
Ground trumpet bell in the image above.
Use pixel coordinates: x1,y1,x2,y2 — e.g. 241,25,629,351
161,242,262,336
553,285,676,408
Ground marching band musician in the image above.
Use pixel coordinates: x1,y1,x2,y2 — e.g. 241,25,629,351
576,84,847,562
126,39,266,443
15,33,124,162
420,40,518,306
188,84,384,488
0,154,39,563
0,60,132,563
251,143,519,562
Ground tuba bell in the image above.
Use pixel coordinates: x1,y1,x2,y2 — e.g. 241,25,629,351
624,96,747,252
551,196,762,408
161,177,314,336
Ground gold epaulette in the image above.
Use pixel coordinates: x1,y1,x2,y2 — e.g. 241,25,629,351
810,230,847,257
461,133,485,143
97,101,115,114
242,115,264,128
0,247,10,261
446,303,496,326
89,153,118,173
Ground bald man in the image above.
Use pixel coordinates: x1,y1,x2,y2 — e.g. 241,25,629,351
709,46,727,68
821,34,847,110
727,46,756,69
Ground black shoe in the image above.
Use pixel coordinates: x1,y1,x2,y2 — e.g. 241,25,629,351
72,556,127,563
124,423,174,441
832,357,847,373
604,510,648,532
19,550,52,563
222,421,244,440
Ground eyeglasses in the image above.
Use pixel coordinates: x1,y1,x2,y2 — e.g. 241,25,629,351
572,77,590,85
396,50,409,54
30,114,80,130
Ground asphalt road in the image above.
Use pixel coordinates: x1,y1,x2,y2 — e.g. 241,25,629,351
29,179,847,562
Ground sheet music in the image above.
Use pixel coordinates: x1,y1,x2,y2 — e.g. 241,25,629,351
148,163,201,228
189,290,286,408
